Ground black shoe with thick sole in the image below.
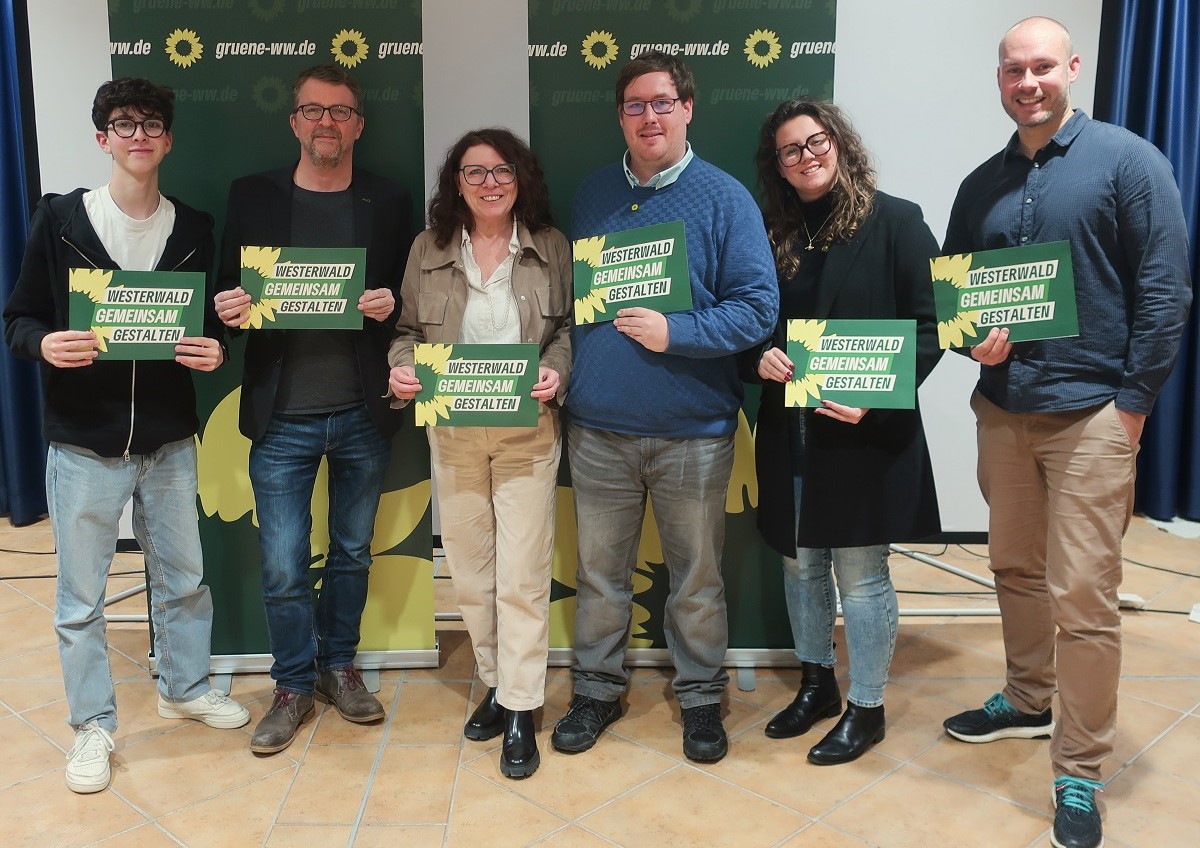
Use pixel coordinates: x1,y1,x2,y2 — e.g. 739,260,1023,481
500,709,540,779
464,687,505,741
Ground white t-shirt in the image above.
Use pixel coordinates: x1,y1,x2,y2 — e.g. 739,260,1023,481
82,185,176,272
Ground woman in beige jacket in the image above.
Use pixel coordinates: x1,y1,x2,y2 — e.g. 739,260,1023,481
388,128,571,779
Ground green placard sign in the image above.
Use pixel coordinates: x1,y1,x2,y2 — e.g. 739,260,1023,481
572,220,691,324
932,240,1078,349
785,319,916,410
239,245,366,330
68,268,204,360
413,343,540,427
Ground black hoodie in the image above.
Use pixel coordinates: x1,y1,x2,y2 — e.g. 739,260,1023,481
3,188,219,457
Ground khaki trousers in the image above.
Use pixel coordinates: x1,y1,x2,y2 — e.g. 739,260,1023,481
973,391,1136,780
428,405,560,710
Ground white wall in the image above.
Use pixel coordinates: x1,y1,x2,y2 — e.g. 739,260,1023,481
26,1,112,195
27,0,1105,535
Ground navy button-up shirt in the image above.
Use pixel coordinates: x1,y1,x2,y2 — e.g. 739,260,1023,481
944,110,1192,415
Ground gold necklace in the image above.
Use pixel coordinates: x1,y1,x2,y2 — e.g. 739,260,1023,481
801,209,834,251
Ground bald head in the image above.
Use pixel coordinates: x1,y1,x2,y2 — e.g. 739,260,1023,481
1000,16,1073,62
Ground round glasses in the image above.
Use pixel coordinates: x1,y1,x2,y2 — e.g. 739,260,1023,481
106,118,166,138
620,98,680,117
459,164,517,186
776,132,833,166
294,104,358,122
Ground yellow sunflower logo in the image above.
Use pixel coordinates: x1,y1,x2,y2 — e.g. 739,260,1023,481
785,318,826,407
165,28,203,69
744,28,781,69
241,246,280,280
572,235,605,267
68,269,112,303
930,253,983,348
239,246,283,329
92,325,115,354
581,30,619,70
331,28,369,68
413,344,454,426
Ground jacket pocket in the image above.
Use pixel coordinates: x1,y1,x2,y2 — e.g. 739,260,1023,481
533,286,566,318
417,291,449,325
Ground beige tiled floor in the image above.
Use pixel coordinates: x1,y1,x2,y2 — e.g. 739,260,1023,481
1,517,1198,847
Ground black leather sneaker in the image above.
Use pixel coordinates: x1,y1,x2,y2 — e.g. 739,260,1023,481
550,694,621,753
681,703,728,763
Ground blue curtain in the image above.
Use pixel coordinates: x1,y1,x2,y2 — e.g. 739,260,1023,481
1096,0,1200,521
0,0,45,526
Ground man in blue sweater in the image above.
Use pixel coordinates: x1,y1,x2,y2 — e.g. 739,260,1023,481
550,51,777,763
941,18,1191,848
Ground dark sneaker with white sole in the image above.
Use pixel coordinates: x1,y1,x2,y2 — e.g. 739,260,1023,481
1052,776,1104,848
943,693,1053,743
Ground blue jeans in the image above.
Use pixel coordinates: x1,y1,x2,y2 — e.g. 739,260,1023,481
248,405,390,694
47,439,214,732
783,471,898,707
568,423,733,709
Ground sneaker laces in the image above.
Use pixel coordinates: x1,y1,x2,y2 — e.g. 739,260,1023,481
685,704,722,734
202,690,231,707
568,696,612,726
70,723,115,759
1055,777,1103,813
982,693,1019,719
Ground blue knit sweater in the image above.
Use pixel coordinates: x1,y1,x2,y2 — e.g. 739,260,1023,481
567,157,777,438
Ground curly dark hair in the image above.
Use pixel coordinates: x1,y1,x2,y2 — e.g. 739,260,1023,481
291,64,363,114
427,128,554,248
91,78,175,132
615,50,696,106
755,98,877,278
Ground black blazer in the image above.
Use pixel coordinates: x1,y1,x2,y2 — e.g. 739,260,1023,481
753,192,943,555
217,166,414,441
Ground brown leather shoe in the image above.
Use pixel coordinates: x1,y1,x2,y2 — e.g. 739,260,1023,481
250,689,313,754
315,665,385,723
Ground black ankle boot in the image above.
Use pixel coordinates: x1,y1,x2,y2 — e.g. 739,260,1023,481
500,709,540,779
464,687,505,741
807,702,885,765
765,663,842,739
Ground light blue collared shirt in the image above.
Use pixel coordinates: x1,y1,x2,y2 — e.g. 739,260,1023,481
622,142,694,189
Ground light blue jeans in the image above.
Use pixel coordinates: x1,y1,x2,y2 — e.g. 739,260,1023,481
248,405,390,694
784,478,898,707
47,439,214,732
568,423,733,709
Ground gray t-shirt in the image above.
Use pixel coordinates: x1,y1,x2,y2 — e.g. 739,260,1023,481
273,186,364,414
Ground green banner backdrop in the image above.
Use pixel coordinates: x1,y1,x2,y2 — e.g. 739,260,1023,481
108,0,435,666
529,1,837,654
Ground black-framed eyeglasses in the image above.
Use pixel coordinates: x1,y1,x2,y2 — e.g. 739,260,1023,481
105,118,166,138
776,132,833,166
459,164,518,186
620,98,680,117
294,103,358,122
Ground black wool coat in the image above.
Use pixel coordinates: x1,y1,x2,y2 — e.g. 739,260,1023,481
753,192,944,556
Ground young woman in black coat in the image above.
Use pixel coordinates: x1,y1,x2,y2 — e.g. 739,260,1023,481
751,98,943,765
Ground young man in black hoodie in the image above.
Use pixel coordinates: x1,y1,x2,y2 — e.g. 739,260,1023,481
3,78,248,795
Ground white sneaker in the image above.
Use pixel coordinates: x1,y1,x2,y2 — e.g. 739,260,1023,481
65,722,115,794
158,689,250,729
